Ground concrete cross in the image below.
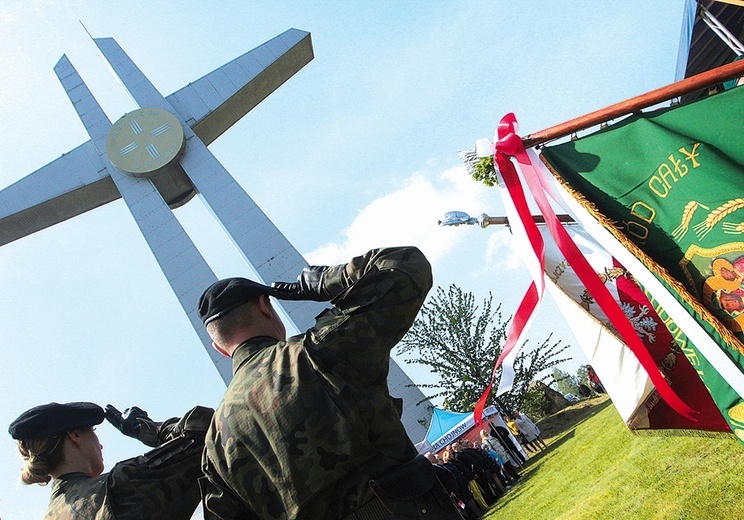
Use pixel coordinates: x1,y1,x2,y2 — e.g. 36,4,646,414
0,29,431,440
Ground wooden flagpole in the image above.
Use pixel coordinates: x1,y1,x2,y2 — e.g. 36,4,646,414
522,59,744,148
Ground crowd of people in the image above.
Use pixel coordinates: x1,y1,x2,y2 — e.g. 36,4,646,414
424,425,526,520
507,412,548,453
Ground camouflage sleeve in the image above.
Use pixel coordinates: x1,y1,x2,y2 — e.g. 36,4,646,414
322,246,432,300
45,475,109,518
306,246,432,382
104,407,214,519
201,454,258,519
158,405,214,443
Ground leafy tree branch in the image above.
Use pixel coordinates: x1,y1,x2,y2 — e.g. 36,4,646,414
398,284,572,412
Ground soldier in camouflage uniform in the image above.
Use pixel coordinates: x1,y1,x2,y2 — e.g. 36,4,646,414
198,246,463,519
9,401,213,519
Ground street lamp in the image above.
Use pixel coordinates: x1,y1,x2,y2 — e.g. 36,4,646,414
438,211,575,229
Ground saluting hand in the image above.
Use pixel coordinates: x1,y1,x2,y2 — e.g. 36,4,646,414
104,404,161,447
271,265,332,301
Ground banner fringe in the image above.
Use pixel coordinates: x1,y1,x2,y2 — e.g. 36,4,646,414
539,153,744,358
630,428,733,439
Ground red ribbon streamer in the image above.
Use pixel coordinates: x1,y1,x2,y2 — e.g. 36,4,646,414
475,113,697,423
473,282,539,426
474,117,548,426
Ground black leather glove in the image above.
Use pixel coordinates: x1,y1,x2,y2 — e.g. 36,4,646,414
104,405,162,447
271,265,332,301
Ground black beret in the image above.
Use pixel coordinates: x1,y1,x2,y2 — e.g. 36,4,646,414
8,402,104,440
198,277,282,325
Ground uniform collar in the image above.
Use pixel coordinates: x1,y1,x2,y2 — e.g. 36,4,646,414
231,336,278,374
51,472,90,497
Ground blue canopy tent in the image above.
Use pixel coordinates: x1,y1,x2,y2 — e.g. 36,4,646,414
416,406,525,459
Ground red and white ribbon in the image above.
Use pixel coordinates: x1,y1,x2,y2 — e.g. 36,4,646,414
473,113,697,426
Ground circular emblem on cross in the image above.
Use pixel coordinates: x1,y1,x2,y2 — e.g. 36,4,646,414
106,108,185,178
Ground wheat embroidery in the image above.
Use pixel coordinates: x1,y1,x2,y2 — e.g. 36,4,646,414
693,198,744,240
722,221,744,235
672,201,709,241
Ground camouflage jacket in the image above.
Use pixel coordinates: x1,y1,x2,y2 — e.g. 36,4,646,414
45,405,212,520
201,247,433,520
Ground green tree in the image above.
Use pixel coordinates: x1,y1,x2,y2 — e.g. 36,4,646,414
497,335,572,414
576,364,589,386
552,368,579,396
397,284,572,413
520,386,553,420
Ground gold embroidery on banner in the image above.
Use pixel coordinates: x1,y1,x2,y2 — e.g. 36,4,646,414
693,198,744,240
646,143,702,199
722,221,744,235
680,243,744,299
539,153,744,356
672,201,709,242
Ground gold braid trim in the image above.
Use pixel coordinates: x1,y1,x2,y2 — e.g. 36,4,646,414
539,154,744,357
630,428,735,439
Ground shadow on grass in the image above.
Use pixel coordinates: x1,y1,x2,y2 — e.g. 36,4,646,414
482,397,613,516
538,396,612,442
521,396,612,464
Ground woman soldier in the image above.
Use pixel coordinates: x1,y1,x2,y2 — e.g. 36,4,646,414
9,401,212,519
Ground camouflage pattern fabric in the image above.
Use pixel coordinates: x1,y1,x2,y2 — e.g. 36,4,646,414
201,247,435,519
45,405,212,519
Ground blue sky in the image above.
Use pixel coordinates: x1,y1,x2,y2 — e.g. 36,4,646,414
0,1,685,517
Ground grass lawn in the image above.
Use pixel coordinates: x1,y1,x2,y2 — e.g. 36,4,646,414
484,396,744,520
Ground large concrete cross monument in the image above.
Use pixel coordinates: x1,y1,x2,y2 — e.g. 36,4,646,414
0,30,430,440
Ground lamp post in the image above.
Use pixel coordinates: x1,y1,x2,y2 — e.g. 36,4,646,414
438,211,575,229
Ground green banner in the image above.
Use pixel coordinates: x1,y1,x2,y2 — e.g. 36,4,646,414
541,85,744,441
643,276,744,441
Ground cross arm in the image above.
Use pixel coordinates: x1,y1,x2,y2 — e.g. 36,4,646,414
0,141,118,246
165,29,314,145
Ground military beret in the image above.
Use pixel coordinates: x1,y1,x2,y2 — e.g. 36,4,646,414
198,277,282,325
8,402,104,440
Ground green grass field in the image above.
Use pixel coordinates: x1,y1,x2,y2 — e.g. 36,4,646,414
485,396,744,520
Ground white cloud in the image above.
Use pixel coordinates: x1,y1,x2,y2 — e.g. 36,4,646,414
307,165,494,266
485,226,523,271
306,164,531,284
